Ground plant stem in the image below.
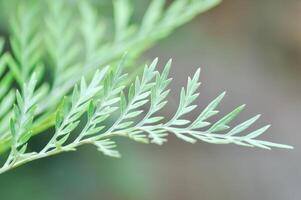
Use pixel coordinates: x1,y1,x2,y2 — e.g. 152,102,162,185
0,132,116,174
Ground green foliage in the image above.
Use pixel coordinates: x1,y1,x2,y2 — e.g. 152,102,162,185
0,0,292,174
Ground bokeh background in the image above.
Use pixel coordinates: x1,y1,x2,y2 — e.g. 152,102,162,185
0,0,300,199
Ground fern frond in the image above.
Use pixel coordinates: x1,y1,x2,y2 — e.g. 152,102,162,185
0,0,219,153
3,73,45,169
9,4,42,84
0,0,292,175
0,38,15,138
41,67,108,153
79,1,105,65
48,0,222,104
0,4,49,148
0,59,292,174
41,0,81,111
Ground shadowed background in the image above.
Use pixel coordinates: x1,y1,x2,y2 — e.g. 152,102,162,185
0,0,300,199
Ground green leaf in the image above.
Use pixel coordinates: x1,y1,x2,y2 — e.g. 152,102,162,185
94,139,121,158
113,0,132,42
190,92,225,129
209,105,245,133
226,115,261,136
140,0,165,34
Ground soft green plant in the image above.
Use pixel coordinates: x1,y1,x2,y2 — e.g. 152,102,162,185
0,0,292,174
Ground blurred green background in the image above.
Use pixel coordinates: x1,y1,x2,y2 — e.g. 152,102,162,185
0,0,300,199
